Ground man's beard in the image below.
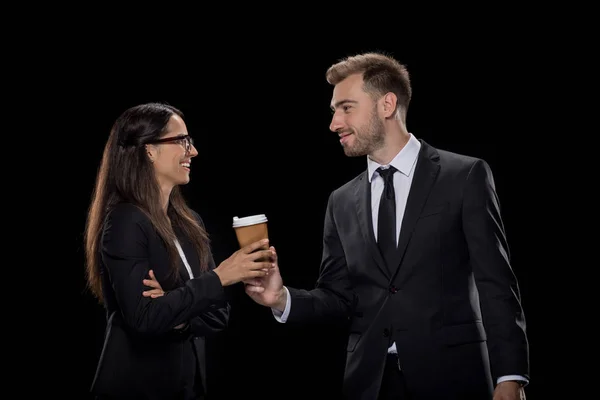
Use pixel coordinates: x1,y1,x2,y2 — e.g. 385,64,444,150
342,107,385,157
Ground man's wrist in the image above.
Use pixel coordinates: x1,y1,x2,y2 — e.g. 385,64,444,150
497,375,529,387
497,380,525,388
274,287,287,311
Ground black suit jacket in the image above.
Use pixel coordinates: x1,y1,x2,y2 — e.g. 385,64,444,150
90,203,230,399
286,140,529,400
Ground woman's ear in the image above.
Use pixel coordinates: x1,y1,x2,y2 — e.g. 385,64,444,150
145,144,156,163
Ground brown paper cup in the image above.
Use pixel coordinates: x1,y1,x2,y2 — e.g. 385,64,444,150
232,214,268,248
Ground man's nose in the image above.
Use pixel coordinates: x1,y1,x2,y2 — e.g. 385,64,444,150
329,113,344,132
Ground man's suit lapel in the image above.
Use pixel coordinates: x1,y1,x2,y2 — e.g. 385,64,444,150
354,172,390,278
390,140,440,279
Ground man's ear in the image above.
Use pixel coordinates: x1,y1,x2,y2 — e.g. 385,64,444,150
381,92,398,118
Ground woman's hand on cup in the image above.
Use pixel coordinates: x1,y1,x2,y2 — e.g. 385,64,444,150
213,239,275,286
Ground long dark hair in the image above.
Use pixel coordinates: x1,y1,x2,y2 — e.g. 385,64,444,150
84,102,210,303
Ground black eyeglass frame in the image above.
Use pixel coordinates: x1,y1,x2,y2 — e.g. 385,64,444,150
147,134,194,154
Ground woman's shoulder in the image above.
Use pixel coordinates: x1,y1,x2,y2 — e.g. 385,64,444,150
105,202,153,232
108,202,147,219
189,209,205,226
101,203,156,251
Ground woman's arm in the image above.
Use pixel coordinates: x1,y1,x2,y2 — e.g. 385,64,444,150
102,204,226,336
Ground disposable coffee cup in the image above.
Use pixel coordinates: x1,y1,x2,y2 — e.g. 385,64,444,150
232,214,268,249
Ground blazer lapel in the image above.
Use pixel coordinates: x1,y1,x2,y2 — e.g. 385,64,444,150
390,140,441,279
175,234,201,282
354,171,390,278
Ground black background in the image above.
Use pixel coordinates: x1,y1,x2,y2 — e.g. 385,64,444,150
55,25,571,398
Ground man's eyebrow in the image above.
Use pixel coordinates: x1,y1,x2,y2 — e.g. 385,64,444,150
330,99,358,111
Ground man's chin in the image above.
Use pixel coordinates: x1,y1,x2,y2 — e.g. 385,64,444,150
343,146,366,157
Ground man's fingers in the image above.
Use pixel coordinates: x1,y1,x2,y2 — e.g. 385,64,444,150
245,284,265,294
243,278,263,286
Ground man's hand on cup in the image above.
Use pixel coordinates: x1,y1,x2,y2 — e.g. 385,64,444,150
213,238,275,286
244,246,287,311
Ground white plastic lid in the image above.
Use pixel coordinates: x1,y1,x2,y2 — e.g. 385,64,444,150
232,214,268,228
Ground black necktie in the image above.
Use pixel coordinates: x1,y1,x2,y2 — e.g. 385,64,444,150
377,166,397,269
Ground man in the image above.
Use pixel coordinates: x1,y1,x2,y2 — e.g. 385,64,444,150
245,52,529,400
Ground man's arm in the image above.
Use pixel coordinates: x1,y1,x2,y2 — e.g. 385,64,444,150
272,286,291,322
246,192,355,324
281,191,355,324
462,159,530,383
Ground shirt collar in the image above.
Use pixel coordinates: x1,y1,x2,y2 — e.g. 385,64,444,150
367,132,421,182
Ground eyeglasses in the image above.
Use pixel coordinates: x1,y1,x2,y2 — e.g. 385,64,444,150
147,134,194,154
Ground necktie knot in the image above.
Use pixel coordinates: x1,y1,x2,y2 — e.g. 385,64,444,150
377,165,397,181
377,166,397,199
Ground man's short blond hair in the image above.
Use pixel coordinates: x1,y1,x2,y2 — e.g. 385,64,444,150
326,52,412,113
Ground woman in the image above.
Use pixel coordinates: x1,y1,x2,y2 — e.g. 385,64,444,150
84,102,273,399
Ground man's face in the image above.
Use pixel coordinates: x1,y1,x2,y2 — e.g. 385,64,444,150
329,73,385,157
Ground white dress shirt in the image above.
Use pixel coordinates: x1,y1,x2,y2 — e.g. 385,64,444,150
175,239,194,279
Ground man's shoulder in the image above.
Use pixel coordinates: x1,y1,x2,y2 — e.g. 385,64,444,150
425,142,486,172
334,170,368,194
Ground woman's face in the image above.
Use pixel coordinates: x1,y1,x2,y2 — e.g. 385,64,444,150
146,114,198,190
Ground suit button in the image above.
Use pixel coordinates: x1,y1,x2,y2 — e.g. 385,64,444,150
383,328,390,337
389,285,398,294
